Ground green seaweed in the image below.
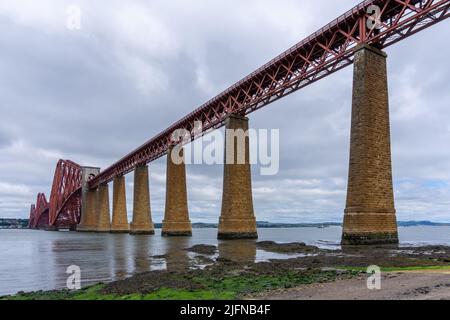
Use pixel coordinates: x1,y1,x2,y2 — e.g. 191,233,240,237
1,269,356,300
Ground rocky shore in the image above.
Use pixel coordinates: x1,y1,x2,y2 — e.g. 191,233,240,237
2,242,450,300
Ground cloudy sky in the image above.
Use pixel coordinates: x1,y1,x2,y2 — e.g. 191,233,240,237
1,0,450,223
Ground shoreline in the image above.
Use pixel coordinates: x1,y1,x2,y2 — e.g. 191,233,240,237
2,242,450,300
249,269,450,300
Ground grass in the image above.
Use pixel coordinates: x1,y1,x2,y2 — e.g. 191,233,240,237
6,265,447,300
1,270,356,300
0,265,450,300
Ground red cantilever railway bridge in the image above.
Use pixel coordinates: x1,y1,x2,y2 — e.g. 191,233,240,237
29,0,450,231
29,160,82,230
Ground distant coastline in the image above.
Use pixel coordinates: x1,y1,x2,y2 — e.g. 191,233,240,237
182,221,450,229
2,218,450,230
0,219,29,229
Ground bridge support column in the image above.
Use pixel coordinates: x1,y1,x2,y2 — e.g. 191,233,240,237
111,176,130,233
95,184,111,232
162,147,192,237
218,115,257,240
130,165,155,235
77,167,100,232
77,189,98,232
342,44,398,245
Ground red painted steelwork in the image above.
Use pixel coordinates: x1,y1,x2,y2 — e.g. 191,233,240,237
48,160,83,229
32,193,49,229
83,0,449,188
28,204,36,228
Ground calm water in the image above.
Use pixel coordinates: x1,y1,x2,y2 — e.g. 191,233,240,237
1,226,450,296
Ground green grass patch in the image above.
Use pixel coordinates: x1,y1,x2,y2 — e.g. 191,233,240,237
1,270,358,300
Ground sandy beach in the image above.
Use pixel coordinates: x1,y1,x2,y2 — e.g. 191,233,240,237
249,270,450,300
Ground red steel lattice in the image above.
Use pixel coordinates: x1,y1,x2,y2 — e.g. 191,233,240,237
88,0,450,189
48,160,83,229
32,193,49,229
28,204,36,228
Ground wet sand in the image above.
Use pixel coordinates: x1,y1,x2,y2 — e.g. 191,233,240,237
248,271,450,300
247,242,450,300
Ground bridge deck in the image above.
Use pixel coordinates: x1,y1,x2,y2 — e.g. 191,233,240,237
88,0,450,189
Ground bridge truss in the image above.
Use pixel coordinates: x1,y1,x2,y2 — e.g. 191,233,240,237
48,160,83,229
88,0,450,189
29,160,82,230
29,193,49,229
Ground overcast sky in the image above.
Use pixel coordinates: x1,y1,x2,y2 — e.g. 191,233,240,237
1,0,450,223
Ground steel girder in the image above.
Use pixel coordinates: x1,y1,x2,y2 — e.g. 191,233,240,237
32,193,49,229
48,160,83,229
28,204,36,228
88,0,450,189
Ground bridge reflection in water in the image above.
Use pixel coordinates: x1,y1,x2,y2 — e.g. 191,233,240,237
29,232,266,291
218,240,257,264
4,227,450,295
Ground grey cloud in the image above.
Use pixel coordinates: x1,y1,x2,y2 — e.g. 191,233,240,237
0,127,13,149
0,1,450,223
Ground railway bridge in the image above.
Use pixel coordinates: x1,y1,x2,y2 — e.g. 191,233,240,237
28,0,450,244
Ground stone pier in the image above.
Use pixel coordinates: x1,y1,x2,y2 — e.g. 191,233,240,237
77,189,98,232
218,115,257,240
111,176,130,233
96,184,111,232
162,147,192,237
77,166,100,232
342,44,398,245
130,165,155,235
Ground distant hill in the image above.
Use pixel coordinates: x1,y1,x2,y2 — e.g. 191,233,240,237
397,220,450,227
255,221,342,228
153,222,342,229
1,219,450,230
185,221,450,228
186,221,450,229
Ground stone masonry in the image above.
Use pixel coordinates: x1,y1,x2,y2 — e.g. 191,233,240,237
78,189,97,232
162,147,192,236
77,166,100,232
111,176,130,233
218,115,258,239
130,165,155,235
96,184,111,232
342,44,398,245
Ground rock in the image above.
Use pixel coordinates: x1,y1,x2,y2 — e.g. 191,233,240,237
185,245,217,255
256,241,318,254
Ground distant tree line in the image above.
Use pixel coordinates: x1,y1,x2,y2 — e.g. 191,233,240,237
0,218,29,229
